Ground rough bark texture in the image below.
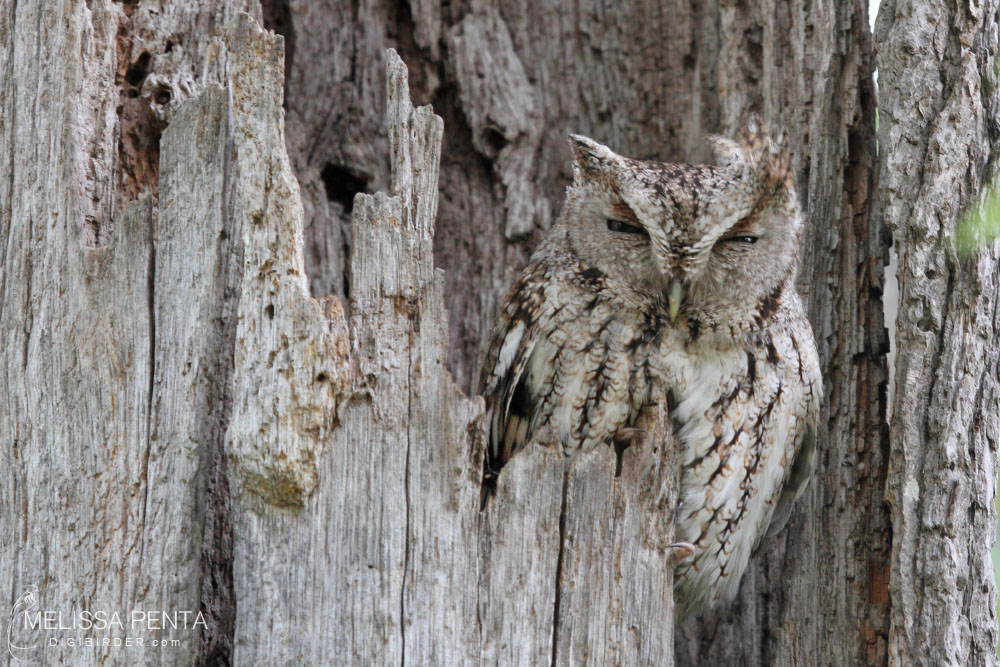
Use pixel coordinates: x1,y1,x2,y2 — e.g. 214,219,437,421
2,0,998,665
877,1,1000,664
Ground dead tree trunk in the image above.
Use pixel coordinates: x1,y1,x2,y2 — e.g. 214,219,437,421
0,1,997,665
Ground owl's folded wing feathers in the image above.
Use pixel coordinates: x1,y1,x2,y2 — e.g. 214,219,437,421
482,264,553,472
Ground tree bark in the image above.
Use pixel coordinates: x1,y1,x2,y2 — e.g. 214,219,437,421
877,1,1000,664
1,0,997,665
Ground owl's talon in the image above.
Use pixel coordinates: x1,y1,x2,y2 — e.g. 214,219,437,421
613,426,646,446
667,541,697,566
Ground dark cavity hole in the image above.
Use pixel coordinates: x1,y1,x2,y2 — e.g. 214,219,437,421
154,86,172,105
165,40,176,53
315,372,329,383
483,128,507,155
125,52,151,87
126,88,140,99
321,164,369,214
264,304,275,319
614,438,631,477
261,0,293,38
479,459,498,511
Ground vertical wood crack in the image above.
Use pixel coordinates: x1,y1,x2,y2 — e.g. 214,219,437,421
0,0,15,331
550,465,569,666
401,323,415,667
138,198,155,577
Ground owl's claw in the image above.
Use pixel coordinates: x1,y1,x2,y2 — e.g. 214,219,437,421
667,541,697,567
613,426,646,446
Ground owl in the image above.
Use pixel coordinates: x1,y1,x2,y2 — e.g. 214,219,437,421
480,120,822,618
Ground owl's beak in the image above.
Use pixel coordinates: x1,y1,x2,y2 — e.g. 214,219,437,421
667,279,684,323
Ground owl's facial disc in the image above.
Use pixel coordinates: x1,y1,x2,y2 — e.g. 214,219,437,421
563,131,802,328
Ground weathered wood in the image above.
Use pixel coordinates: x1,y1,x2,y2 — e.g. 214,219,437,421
151,84,238,665
1,3,275,664
553,398,677,666
478,440,565,664
4,1,999,666
383,49,485,665
225,39,487,663
479,396,678,666
445,8,548,240
1,1,153,663
876,0,1000,664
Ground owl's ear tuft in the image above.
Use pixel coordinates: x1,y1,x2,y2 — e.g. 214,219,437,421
707,136,743,166
568,134,621,184
717,117,795,190
760,143,794,190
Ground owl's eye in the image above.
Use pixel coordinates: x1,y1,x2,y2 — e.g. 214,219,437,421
607,219,647,236
718,235,758,245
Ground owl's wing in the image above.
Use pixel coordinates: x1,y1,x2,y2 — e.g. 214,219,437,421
763,323,823,542
484,321,544,467
481,264,555,474
764,422,816,540
481,257,650,481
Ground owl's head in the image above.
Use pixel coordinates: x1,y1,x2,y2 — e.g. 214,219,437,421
560,121,802,331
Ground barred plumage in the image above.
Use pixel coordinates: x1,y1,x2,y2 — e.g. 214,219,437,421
481,121,822,618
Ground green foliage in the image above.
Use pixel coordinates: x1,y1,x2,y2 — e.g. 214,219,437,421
954,185,1000,257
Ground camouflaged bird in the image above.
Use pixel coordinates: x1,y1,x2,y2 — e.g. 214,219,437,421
480,120,822,618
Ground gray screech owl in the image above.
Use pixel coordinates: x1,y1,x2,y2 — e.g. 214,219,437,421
481,121,822,618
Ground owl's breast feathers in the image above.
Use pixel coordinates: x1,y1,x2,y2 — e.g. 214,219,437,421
671,290,822,616
481,254,662,475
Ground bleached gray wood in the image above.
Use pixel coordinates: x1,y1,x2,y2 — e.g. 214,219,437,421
222,14,362,664
0,191,154,666
147,83,237,665
224,38,485,663
384,48,485,665
0,1,239,663
876,1,1000,664
478,396,677,667
553,398,677,666
478,438,564,665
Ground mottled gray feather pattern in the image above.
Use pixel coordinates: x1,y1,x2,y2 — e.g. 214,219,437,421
481,121,822,618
